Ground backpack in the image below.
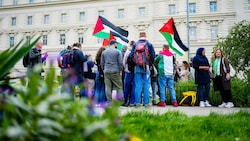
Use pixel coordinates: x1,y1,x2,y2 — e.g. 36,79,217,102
133,41,150,68
58,50,74,69
222,57,236,77
127,54,135,72
23,48,34,67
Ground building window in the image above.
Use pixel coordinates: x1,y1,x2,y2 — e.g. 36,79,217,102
209,1,217,12
46,0,50,2
13,0,18,5
98,10,104,16
189,3,196,13
10,37,15,47
0,0,2,6
138,7,145,17
11,17,16,26
79,12,85,21
43,35,48,45
26,36,31,45
60,34,66,45
44,15,49,24
78,33,84,44
118,9,124,19
29,0,34,4
61,13,67,23
27,16,32,25
169,5,176,15
189,26,197,39
210,25,218,39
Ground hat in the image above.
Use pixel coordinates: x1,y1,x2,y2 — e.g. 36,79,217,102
109,40,118,46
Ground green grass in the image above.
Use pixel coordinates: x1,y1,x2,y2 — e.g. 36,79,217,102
115,111,250,141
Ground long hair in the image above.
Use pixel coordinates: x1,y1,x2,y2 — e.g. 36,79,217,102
214,49,224,58
96,47,106,64
182,61,190,70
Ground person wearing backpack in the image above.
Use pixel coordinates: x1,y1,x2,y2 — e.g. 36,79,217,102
28,41,46,68
154,44,178,107
57,45,72,73
129,32,155,107
212,49,234,108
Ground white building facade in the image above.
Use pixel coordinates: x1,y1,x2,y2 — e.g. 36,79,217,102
0,0,249,74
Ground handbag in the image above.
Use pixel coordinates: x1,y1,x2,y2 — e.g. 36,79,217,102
222,57,236,77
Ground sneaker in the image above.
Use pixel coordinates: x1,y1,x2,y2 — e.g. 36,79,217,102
204,100,211,107
129,103,135,107
218,102,227,108
199,101,205,107
225,102,234,108
152,100,157,106
173,102,178,107
157,101,166,107
121,103,129,107
135,103,141,108
144,104,149,108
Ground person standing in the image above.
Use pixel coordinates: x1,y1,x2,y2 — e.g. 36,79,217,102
154,44,178,107
101,40,124,103
129,32,155,107
212,49,234,108
192,47,212,107
122,41,135,106
28,41,47,77
85,55,96,97
70,43,87,97
94,47,106,104
177,61,191,82
29,41,46,69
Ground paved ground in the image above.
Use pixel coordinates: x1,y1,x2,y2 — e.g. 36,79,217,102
95,105,250,117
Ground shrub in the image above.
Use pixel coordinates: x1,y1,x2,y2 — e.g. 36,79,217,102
174,79,249,107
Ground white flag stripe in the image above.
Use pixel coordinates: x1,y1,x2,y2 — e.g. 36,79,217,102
171,34,185,55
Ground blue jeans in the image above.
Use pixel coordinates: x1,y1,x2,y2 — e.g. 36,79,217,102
123,72,134,104
151,81,157,102
94,72,106,103
134,72,150,106
197,83,210,101
158,75,177,103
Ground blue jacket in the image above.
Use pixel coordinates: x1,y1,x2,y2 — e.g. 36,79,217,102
192,48,210,84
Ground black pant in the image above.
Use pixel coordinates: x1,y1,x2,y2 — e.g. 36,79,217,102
214,76,232,102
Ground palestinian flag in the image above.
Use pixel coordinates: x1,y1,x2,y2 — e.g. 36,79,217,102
159,17,188,56
93,16,129,50
102,31,116,47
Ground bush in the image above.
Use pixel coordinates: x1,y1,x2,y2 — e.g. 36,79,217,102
175,79,249,107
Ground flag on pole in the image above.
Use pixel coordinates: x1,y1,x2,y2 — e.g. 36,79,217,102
93,16,129,50
159,17,188,56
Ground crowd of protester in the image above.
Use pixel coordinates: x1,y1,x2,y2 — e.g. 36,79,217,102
47,32,234,108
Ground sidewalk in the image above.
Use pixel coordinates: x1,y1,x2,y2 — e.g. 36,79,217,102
95,105,250,117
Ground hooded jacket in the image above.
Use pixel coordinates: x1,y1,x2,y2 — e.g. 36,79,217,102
192,48,210,84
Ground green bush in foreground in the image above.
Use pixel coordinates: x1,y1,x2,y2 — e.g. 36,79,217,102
116,111,250,141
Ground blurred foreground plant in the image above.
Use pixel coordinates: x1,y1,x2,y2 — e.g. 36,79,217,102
0,36,123,141
0,65,121,141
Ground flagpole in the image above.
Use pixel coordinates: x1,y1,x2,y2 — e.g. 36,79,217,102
186,0,190,62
